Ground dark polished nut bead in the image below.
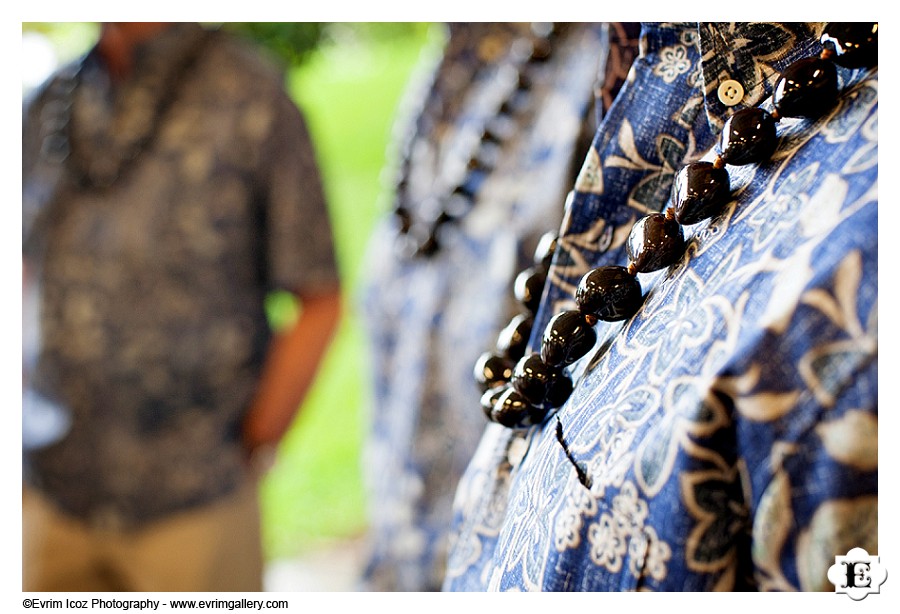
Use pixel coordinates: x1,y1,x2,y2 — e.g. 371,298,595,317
525,403,550,426
474,351,514,391
575,266,643,322
717,107,778,166
496,314,534,361
491,387,543,428
415,232,440,258
480,386,506,420
392,206,412,234
512,352,575,409
481,126,504,145
626,213,686,273
511,353,556,405
466,155,489,173
541,310,597,367
533,231,559,268
499,99,518,117
672,161,731,225
773,57,838,119
433,212,453,230
545,369,574,408
514,266,547,314
490,386,523,425
530,37,552,61
452,182,476,200
516,72,532,91
821,22,878,69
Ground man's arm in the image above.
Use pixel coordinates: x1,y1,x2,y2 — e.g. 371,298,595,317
240,69,343,469
241,285,342,467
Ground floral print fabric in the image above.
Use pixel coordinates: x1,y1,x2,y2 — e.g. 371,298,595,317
444,22,877,592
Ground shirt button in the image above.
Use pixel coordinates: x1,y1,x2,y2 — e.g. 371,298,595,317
717,79,745,106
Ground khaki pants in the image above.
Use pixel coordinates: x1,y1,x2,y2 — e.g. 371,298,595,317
23,479,263,592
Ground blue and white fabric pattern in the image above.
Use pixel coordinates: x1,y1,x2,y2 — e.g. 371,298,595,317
444,22,877,592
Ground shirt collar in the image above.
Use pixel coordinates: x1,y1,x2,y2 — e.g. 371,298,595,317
84,22,208,90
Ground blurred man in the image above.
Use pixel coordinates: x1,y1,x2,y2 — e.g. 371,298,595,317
22,22,341,591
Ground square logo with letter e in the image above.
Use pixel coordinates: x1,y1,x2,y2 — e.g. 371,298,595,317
827,547,887,600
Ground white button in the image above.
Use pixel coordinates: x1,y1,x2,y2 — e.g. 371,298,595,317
717,79,745,106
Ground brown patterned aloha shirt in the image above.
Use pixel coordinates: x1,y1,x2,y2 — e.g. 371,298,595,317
22,23,339,528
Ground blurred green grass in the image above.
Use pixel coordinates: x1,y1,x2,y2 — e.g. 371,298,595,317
259,26,437,560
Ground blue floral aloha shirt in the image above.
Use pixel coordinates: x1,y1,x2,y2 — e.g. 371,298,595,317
358,23,611,591
22,23,339,528
444,22,877,592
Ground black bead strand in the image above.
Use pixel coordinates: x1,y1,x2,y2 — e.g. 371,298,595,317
541,310,598,368
671,162,731,225
773,57,838,119
496,313,534,362
821,22,878,69
574,266,643,322
491,386,547,428
717,107,778,166
626,212,686,273
475,23,876,428
474,351,515,391
514,266,548,314
511,352,559,406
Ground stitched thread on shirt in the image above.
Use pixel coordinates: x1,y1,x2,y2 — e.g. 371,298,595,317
555,417,592,490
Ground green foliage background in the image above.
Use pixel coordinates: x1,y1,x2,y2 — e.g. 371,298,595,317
261,23,439,559
22,22,440,561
